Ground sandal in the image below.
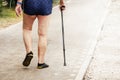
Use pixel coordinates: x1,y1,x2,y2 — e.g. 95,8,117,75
22,51,33,66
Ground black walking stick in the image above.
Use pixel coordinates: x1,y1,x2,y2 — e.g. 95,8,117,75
60,6,67,66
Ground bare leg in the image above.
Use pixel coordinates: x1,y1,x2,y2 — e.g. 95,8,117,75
37,15,50,64
23,13,36,53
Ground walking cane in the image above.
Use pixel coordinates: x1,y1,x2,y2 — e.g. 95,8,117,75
60,6,67,66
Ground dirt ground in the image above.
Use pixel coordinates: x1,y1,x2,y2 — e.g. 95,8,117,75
0,17,22,29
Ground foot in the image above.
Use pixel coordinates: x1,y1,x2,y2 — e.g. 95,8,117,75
22,51,33,67
37,63,49,69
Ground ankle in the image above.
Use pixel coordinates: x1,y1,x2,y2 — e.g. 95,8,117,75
38,63,45,65
27,51,33,56
27,51,32,53
38,62,44,64
26,50,32,53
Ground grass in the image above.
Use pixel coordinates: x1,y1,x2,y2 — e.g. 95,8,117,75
53,0,60,6
0,0,60,18
0,7,22,29
0,7,17,18
0,0,66,29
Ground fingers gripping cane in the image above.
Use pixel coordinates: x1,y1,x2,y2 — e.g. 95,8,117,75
60,6,67,66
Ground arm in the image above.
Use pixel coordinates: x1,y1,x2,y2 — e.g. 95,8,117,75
15,0,23,17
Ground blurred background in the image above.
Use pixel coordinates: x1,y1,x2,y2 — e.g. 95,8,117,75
0,0,60,29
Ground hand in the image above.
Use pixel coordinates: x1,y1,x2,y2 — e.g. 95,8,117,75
59,1,66,11
15,4,22,17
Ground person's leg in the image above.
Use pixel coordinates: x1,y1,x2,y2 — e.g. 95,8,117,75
22,13,36,66
23,13,36,53
37,15,50,64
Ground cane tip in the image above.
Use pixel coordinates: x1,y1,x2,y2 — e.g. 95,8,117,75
64,63,67,66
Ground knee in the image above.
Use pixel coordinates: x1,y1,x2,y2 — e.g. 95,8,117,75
38,31,46,37
23,26,32,30
23,23,32,30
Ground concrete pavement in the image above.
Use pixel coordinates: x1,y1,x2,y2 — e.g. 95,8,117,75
84,0,120,80
0,0,110,80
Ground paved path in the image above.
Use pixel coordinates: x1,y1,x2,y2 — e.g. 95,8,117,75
0,0,110,80
84,0,120,80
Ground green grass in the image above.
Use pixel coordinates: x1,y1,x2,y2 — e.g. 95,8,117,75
0,0,67,28
0,7,16,18
0,0,68,18
0,0,60,18
53,0,60,6
0,7,22,28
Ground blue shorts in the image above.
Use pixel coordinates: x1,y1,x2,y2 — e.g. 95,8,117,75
22,0,53,15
